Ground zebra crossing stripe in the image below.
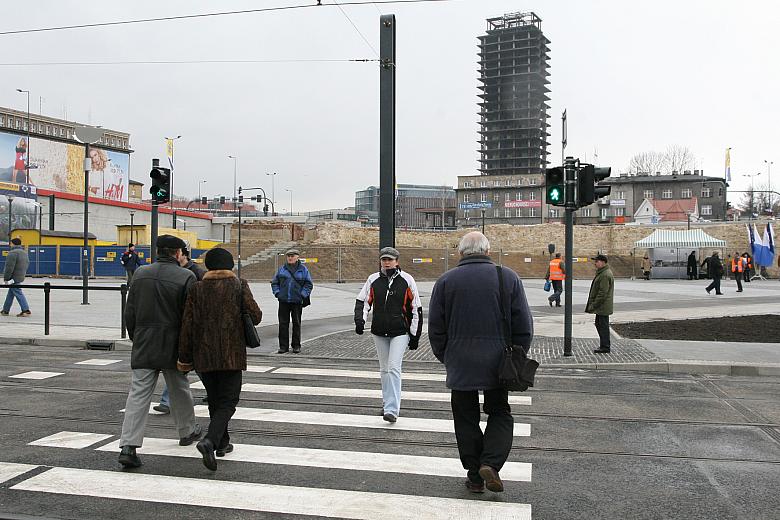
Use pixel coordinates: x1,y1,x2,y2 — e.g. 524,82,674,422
8,371,64,380
245,365,275,373
75,359,122,366
0,462,38,484
92,436,531,481
29,432,113,450
11,467,532,519
190,381,531,405
272,367,447,381
193,405,531,436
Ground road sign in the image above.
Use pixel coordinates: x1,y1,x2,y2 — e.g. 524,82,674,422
458,202,492,210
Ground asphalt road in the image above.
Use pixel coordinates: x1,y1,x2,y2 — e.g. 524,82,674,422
0,344,779,519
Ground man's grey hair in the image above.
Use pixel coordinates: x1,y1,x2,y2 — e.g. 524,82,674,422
458,231,490,256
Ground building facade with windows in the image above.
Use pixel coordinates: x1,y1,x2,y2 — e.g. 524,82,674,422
355,184,456,229
562,171,728,224
456,12,550,227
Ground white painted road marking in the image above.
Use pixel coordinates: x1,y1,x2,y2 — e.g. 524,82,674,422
29,432,113,450
191,381,531,406
8,371,64,380
0,462,38,484
120,403,167,415
11,467,532,519
193,405,531,436
273,367,447,381
75,359,121,366
245,365,275,373
93,436,532,481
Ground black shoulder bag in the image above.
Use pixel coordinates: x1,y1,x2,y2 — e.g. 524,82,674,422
237,279,262,348
496,266,539,392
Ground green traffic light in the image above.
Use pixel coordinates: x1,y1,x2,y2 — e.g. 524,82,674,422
549,187,561,201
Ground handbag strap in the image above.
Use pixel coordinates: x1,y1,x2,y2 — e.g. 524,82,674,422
495,265,511,348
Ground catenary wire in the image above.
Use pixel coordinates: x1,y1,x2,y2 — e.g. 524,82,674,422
0,0,456,36
0,58,378,67
332,0,379,57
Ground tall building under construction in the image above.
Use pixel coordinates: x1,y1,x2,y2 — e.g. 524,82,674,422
457,12,551,226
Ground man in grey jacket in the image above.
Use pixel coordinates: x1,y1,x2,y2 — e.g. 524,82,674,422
118,235,202,468
2,238,31,317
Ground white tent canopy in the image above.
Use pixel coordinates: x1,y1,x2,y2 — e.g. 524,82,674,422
634,229,726,249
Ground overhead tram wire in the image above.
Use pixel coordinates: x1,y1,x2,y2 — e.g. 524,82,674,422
0,0,456,37
0,58,379,67
332,0,379,57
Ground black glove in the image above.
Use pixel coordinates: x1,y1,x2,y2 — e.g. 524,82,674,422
355,319,365,335
408,335,419,350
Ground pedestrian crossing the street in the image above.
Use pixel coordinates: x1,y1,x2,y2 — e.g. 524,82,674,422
3,359,535,519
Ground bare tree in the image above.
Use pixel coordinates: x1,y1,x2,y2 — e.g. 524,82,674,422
738,187,758,218
663,145,695,174
628,151,665,175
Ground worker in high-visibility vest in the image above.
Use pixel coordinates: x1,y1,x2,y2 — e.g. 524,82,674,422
731,252,744,293
742,253,752,283
545,253,566,307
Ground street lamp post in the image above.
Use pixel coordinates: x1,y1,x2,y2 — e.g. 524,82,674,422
165,135,181,228
16,89,30,184
746,172,762,218
237,201,243,279
6,196,13,241
128,210,135,245
74,125,104,305
285,188,293,214
228,156,238,209
766,160,774,212
266,172,277,214
198,180,207,201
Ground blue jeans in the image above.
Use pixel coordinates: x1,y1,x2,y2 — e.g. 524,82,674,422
373,334,408,416
3,285,30,313
159,386,170,407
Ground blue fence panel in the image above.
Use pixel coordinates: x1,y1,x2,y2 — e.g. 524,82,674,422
93,246,128,277
59,246,91,276
26,246,57,276
191,248,208,263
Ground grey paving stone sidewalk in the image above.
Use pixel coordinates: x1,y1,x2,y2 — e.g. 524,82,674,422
302,332,662,365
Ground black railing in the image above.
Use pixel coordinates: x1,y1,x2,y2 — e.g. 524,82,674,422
10,283,128,338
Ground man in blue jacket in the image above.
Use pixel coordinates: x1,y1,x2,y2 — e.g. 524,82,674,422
271,248,313,354
429,231,533,495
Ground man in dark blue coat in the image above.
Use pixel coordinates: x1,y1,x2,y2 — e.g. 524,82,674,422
271,248,313,354
429,231,533,494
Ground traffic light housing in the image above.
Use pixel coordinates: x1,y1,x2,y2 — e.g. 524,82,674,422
263,204,269,216
219,196,226,205
149,166,171,203
577,164,612,207
545,167,565,206
200,196,208,205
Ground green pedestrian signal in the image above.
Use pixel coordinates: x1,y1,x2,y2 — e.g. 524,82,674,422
545,167,566,206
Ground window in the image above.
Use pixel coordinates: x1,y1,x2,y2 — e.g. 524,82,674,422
494,209,501,218
529,177,538,186
480,192,487,202
505,193,511,201
643,190,653,200
480,180,487,188
505,179,511,186
681,188,692,198
582,208,591,217
600,207,609,218
614,207,625,217
616,191,625,199
702,187,712,198
464,210,470,218
529,191,536,201
529,208,537,217
549,209,559,218
719,188,723,197
702,205,713,215
505,208,512,217
662,189,673,199
494,193,501,202
516,208,523,217
516,192,522,200
463,181,472,188
463,194,470,203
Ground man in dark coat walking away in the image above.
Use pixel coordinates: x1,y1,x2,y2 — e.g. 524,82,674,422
118,235,202,468
120,243,142,285
429,231,533,494
271,248,313,354
2,237,30,317
587,254,615,354
704,251,724,295
687,251,698,280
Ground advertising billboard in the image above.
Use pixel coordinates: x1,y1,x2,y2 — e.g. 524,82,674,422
0,181,38,235
0,129,129,202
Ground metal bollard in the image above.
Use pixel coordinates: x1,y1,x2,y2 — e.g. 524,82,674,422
120,283,128,339
43,282,51,335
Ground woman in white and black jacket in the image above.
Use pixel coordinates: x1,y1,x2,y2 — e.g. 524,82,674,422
354,247,423,423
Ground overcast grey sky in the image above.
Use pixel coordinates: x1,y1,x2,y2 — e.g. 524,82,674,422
1,1,777,211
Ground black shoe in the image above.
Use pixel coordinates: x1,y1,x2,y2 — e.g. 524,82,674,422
196,439,217,471
118,446,142,468
706,288,711,294
179,423,202,446
593,347,611,354
153,404,170,414
737,289,743,292
478,465,504,493
548,300,553,307
277,348,289,354
556,303,561,307
383,413,397,423
216,443,234,457
292,346,301,354
0,310,9,316
464,479,485,493
716,292,724,295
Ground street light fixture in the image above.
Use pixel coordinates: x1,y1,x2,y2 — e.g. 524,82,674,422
16,89,30,184
198,179,207,201
165,135,182,228
6,195,14,241
228,156,238,208
73,125,104,305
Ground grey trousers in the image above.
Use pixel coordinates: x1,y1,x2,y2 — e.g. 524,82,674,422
120,368,197,448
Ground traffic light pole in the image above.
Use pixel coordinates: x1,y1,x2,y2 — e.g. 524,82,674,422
563,156,577,356
82,143,91,305
379,14,396,249
150,159,160,263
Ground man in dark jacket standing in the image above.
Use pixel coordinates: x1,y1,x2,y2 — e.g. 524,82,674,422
120,243,142,285
2,238,31,317
271,248,313,354
429,231,533,494
118,235,202,468
704,251,724,295
587,254,615,354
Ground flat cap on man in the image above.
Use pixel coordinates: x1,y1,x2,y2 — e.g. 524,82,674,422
286,248,300,256
379,247,400,260
156,234,186,250
591,254,608,263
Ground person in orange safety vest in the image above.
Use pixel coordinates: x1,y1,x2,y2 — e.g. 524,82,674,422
731,252,744,293
545,253,566,308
